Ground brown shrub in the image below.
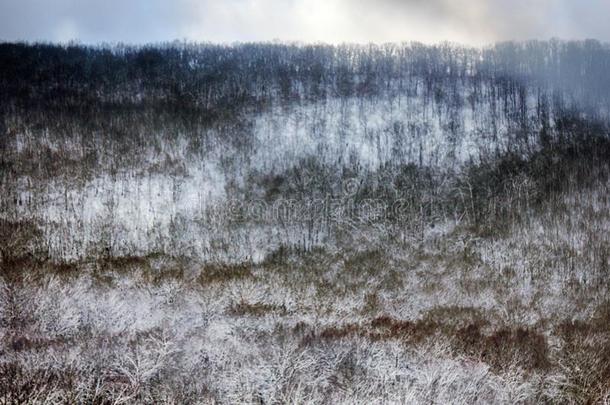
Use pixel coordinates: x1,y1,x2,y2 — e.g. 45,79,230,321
369,310,548,372
94,254,188,285
51,262,80,278
0,255,41,283
0,362,77,403
228,301,287,317
343,249,389,276
319,324,361,340
455,324,549,371
370,316,437,343
9,334,74,353
298,323,361,347
554,302,610,403
100,255,149,271
197,263,253,285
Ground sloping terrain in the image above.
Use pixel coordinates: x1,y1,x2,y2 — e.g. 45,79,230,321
1,41,610,403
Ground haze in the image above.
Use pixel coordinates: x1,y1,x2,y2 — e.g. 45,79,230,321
1,0,609,45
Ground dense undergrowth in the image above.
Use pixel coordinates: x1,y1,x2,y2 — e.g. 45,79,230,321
1,41,610,403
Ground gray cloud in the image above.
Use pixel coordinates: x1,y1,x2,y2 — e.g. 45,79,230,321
0,0,608,45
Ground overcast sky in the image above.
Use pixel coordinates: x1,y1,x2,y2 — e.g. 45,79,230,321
1,0,609,46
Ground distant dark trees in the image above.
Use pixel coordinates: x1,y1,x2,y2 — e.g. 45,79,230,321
0,40,608,114
1,40,609,175
1,40,610,184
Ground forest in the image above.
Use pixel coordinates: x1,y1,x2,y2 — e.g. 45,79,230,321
1,40,610,403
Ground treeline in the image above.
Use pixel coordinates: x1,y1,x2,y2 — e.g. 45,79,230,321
2,40,610,116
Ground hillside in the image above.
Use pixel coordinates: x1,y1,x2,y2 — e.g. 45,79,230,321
1,41,610,403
